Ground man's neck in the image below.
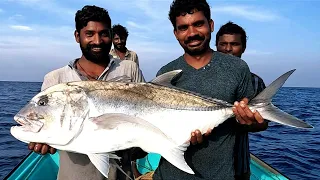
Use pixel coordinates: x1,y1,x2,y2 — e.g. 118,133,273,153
114,48,127,60
77,56,109,79
184,48,213,69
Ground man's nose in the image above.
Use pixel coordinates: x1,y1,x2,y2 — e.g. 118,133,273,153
93,34,103,44
187,26,198,37
225,44,232,52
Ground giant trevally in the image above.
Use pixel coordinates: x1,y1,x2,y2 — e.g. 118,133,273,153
10,69,313,178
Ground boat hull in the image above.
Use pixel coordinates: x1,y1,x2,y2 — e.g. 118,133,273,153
4,151,289,180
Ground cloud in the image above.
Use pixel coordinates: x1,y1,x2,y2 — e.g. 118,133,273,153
133,0,170,20
0,8,3,13
126,21,152,31
9,25,32,31
211,6,280,22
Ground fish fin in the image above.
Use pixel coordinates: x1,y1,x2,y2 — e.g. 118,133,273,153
109,159,133,180
160,145,194,174
108,75,132,82
250,69,295,104
250,69,313,128
150,69,183,87
90,114,170,137
258,104,313,128
108,152,122,160
87,153,111,178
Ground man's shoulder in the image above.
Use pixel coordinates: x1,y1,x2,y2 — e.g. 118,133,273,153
44,65,71,79
251,72,264,81
157,56,183,76
128,49,137,56
110,57,140,73
215,51,248,67
113,57,138,68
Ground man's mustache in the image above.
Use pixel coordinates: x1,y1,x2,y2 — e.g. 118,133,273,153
87,44,107,50
185,35,205,44
116,43,125,46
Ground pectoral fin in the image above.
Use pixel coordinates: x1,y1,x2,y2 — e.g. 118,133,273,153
90,113,168,137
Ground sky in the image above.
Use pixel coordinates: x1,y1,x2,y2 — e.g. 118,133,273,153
0,0,319,87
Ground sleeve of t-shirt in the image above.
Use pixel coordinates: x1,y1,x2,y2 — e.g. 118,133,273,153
236,63,255,101
41,71,60,91
131,63,146,83
135,54,140,67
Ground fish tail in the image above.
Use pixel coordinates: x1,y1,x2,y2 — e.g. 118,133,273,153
250,69,313,128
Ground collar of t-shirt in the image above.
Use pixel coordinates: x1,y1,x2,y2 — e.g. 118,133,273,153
68,56,116,81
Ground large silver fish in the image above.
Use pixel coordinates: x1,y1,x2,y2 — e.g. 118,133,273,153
10,69,313,178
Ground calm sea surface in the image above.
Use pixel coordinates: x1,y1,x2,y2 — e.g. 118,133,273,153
0,81,319,179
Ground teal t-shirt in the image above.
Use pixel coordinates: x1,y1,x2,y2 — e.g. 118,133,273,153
152,51,254,180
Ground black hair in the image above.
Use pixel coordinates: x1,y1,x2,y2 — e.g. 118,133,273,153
215,21,247,49
112,24,129,38
75,5,111,32
169,0,211,30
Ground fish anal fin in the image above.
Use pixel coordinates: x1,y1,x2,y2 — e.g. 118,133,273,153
87,153,110,178
160,145,194,174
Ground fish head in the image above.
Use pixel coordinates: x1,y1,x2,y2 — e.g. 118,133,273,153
10,83,89,146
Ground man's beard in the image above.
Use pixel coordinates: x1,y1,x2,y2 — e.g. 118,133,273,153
114,43,126,52
80,42,111,64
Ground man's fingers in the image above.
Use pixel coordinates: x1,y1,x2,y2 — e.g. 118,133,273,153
49,147,57,154
241,98,249,104
243,105,254,119
237,101,248,119
195,130,203,144
34,143,43,153
28,142,35,150
254,110,264,123
233,105,246,124
204,129,212,136
41,145,49,155
190,132,197,145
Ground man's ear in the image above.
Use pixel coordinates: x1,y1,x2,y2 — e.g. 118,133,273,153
209,19,214,32
74,30,80,43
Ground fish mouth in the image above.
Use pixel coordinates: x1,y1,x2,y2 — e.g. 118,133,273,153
13,115,44,133
14,115,31,126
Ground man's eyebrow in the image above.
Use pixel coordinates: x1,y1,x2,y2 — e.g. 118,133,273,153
192,20,205,24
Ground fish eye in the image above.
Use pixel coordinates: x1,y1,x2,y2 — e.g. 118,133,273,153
37,96,48,106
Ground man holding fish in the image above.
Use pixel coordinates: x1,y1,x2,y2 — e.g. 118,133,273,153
27,5,144,180
149,0,263,179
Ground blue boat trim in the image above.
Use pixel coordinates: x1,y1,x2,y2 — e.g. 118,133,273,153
4,151,290,180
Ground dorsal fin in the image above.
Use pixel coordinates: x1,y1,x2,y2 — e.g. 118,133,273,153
150,70,183,87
